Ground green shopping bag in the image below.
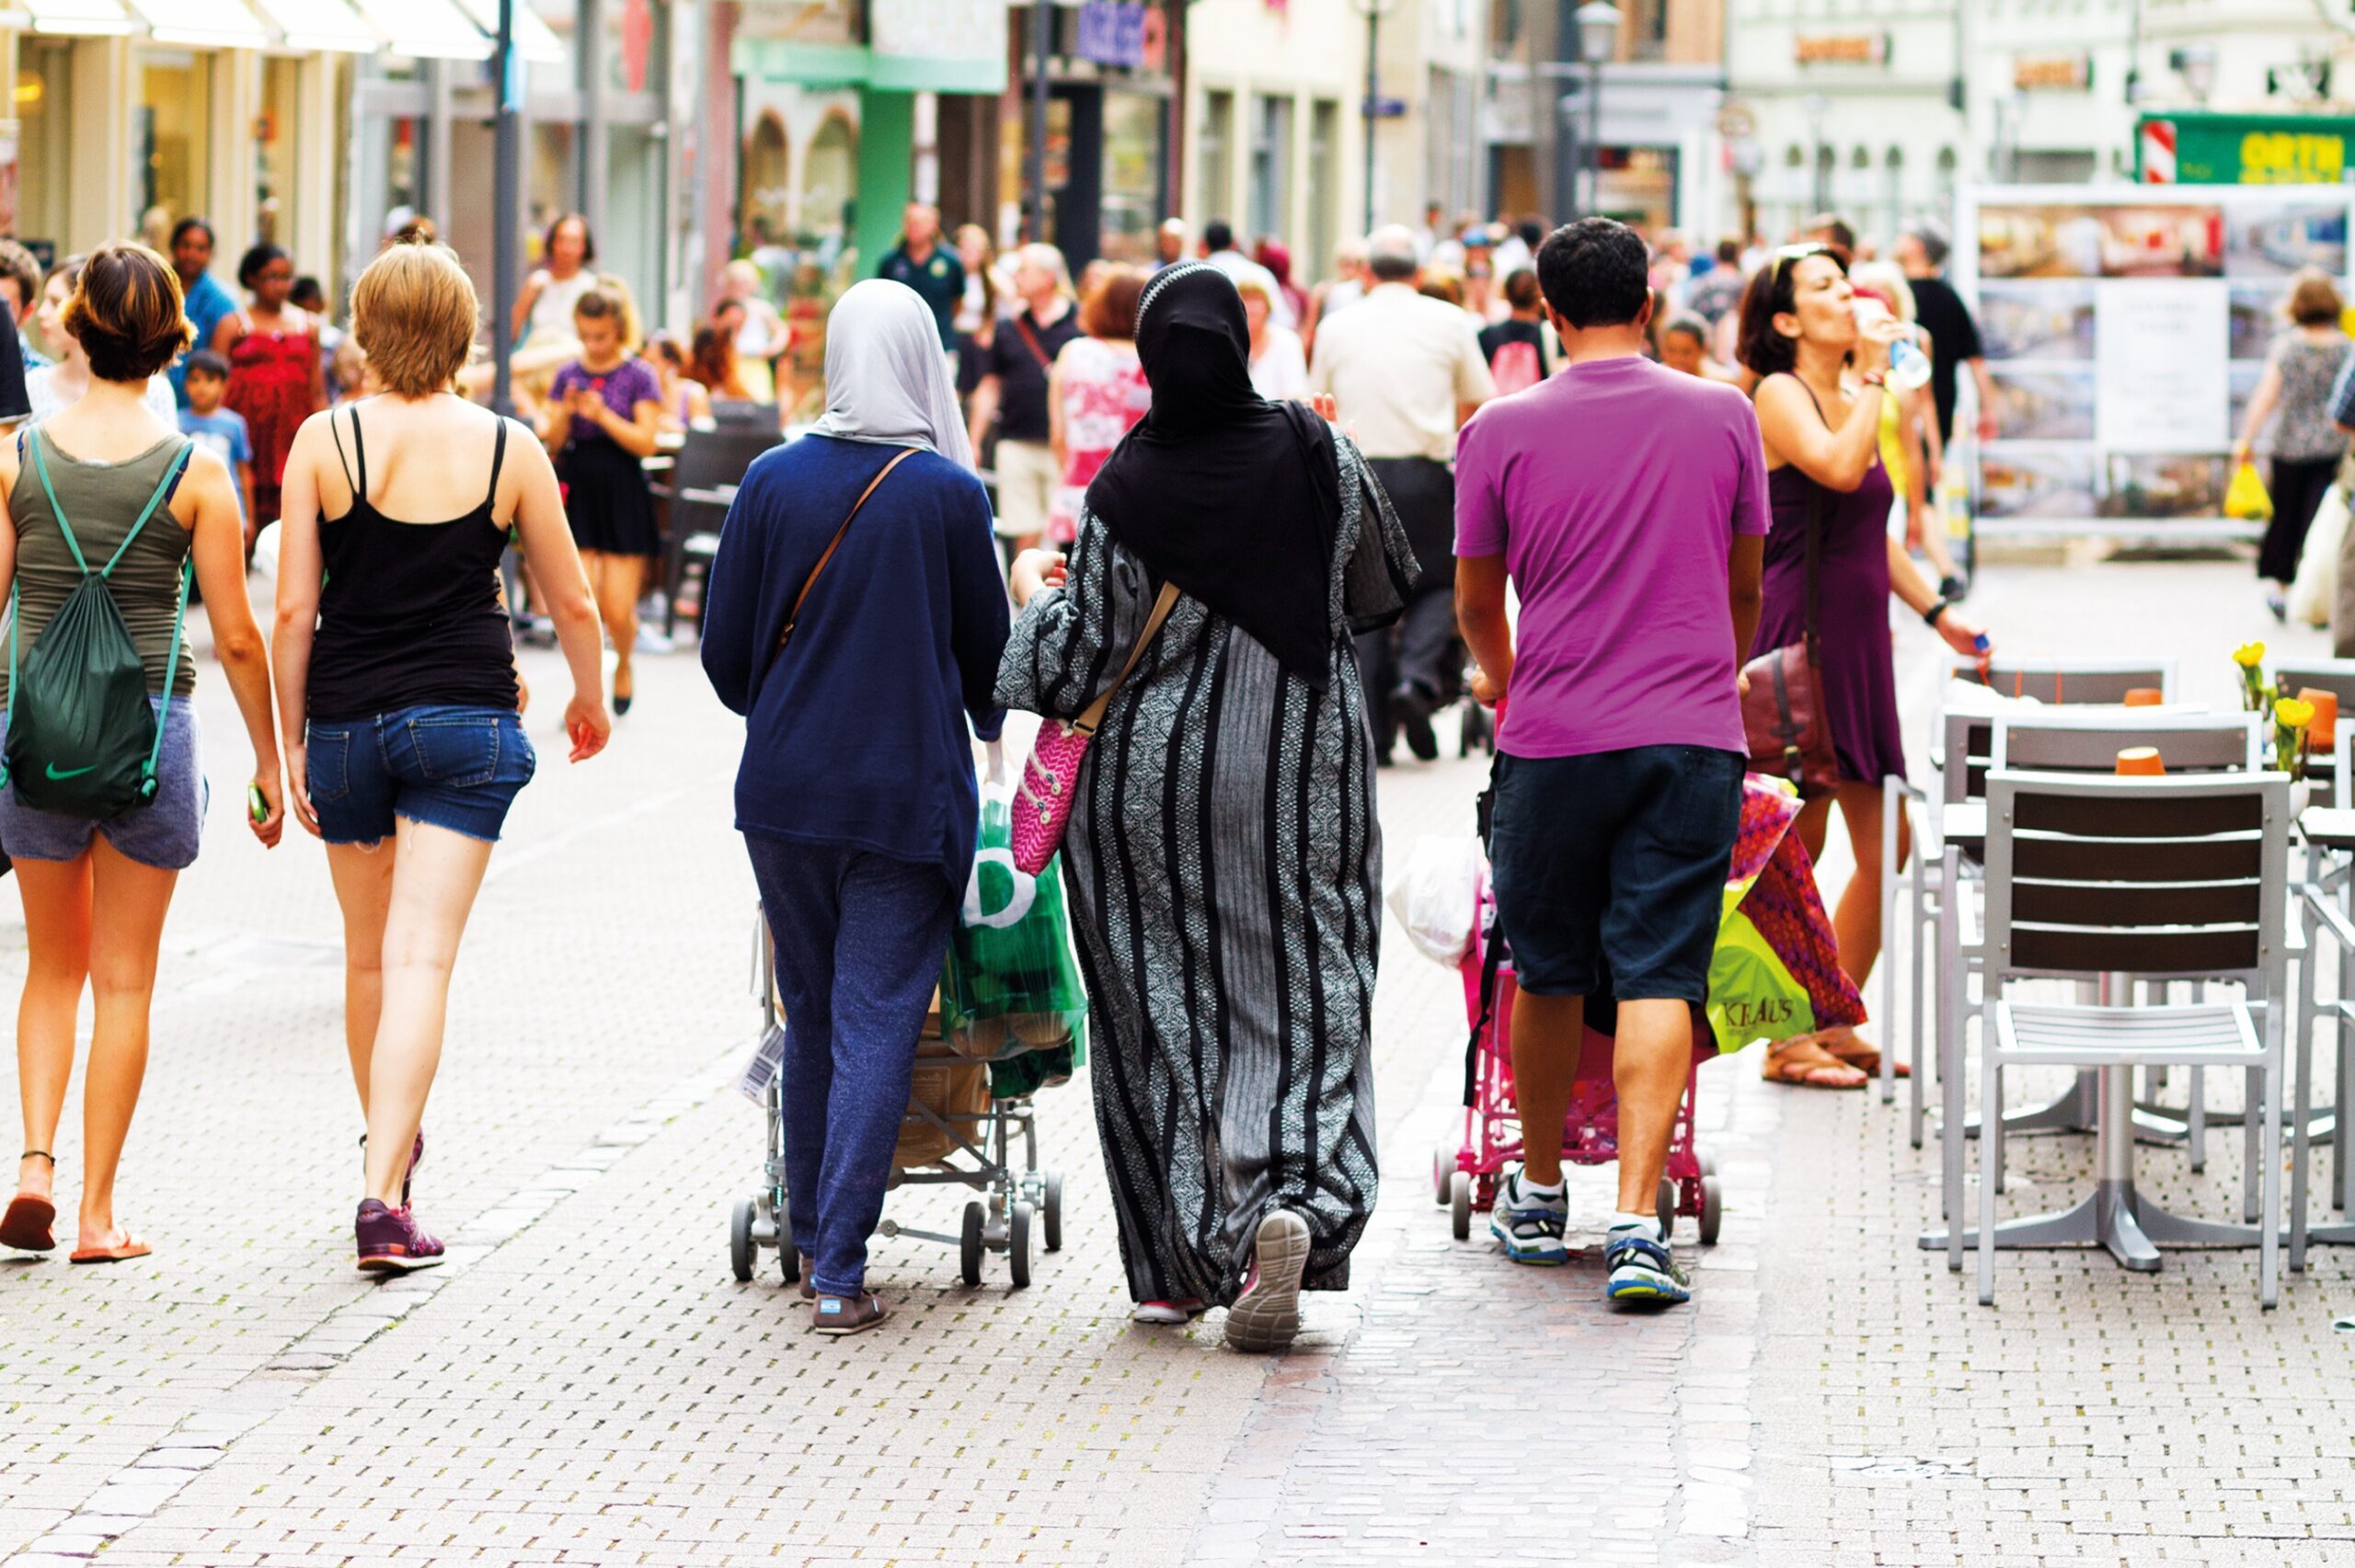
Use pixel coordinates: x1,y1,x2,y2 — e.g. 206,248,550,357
1705,901,1817,1056
941,792,1089,1072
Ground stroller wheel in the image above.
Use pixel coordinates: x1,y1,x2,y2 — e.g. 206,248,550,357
1655,1177,1677,1243
1008,1201,1034,1288
1042,1170,1064,1253
729,1198,755,1283
1700,1175,1723,1246
960,1201,986,1287
1449,1171,1473,1241
1432,1144,1455,1207
779,1240,800,1284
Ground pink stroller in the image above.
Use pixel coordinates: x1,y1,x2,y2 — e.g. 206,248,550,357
1430,878,1721,1245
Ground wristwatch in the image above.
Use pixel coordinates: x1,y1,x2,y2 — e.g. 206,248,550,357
1922,597,1951,628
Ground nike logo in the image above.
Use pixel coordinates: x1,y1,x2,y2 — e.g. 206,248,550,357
43,762,95,780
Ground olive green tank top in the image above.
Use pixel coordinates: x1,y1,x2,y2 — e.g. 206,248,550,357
2,429,196,707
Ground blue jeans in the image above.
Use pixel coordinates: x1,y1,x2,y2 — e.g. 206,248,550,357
306,705,535,846
744,834,958,1298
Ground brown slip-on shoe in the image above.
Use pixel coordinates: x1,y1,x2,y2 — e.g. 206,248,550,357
811,1290,888,1335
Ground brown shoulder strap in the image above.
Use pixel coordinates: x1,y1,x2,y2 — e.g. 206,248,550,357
1073,580,1182,736
768,446,918,670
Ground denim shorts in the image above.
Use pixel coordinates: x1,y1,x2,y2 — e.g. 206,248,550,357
306,704,536,847
0,696,207,871
1488,745,1743,1003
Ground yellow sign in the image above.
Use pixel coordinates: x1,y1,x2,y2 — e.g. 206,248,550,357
2238,130,2346,185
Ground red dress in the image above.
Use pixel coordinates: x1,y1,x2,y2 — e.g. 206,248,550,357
224,308,316,526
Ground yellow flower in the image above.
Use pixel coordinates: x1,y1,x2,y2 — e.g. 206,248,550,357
2234,641,2267,669
2278,697,2316,729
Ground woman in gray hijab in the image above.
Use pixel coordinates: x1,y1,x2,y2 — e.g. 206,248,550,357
701,280,1010,1335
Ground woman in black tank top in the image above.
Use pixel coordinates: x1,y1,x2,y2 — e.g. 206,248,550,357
270,241,609,1274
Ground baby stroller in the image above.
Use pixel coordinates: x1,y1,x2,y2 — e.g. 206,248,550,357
729,908,1067,1290
1432,876,1722,1246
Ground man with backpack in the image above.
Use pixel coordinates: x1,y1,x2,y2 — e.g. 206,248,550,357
1308,224,1493,762
1477,269,1558,395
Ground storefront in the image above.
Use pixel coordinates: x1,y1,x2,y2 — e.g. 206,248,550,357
998,1,1178,268
347,0,685,332
6,1,368,282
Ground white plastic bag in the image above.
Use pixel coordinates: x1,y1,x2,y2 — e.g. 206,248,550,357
1384,835,1486,967
2292,485,2348,629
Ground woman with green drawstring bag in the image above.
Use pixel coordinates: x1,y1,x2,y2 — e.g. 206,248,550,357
0,244,284,1267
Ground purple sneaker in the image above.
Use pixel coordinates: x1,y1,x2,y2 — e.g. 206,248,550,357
355,1198,444,1273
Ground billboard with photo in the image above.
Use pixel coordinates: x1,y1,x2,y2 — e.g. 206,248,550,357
1960,184,2355,540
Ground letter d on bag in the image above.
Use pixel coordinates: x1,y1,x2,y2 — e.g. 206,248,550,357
963,847,1039,930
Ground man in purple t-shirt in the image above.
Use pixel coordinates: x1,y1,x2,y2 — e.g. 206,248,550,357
1454,217,1768,1307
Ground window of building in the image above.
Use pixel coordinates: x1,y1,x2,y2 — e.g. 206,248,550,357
1200,90,1233,226
135,50,212,243
1309,99,1338,284
1249,94,1292,245
1100,89,1166,265
15,37,73,262
257,57,305,250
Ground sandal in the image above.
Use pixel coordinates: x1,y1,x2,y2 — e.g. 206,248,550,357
1762,1034,1868,1091
2,1151,57,1253
1815,1027,1907,1079
70,1228,151,1265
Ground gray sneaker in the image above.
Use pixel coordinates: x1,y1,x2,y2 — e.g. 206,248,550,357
1224,1210,1310,1352
1489,1165,1569,1265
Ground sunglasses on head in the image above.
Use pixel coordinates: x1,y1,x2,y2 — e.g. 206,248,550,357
1772,242,1832,287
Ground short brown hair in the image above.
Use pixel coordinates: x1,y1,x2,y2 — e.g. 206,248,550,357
0,241,41,316
1082,265,1145,338
351,241,479,395
1502,268,1541,312
64,244,192,383
2289,268,2344,327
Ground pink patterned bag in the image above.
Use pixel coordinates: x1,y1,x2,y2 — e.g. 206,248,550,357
1011,582,1179,876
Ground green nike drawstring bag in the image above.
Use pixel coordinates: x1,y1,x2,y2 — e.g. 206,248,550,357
1,429,192,819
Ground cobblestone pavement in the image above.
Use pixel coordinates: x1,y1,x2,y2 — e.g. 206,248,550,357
2,555,2351,1566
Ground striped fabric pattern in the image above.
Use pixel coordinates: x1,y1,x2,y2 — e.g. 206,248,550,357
996,435,1418,1306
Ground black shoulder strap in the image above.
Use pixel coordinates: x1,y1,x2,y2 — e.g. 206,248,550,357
329,407,355,495
348,405,368,500
485,418,510,511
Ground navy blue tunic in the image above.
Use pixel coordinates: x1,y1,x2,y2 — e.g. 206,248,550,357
701,434,1009,891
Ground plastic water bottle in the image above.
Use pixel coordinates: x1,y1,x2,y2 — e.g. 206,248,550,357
1886,334,1932,393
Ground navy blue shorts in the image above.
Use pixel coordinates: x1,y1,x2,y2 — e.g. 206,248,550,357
306,704,535,847
1488,745,1743,1002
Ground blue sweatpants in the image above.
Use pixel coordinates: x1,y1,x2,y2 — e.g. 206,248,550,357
744,834,958,1298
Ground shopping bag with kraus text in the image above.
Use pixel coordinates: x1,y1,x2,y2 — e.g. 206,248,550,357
940,791,1090,1064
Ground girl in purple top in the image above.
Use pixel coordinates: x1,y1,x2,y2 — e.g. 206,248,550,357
1739,245,1994,1089
545,287,662,714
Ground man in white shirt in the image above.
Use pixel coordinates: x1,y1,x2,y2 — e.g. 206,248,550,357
1200,219,1293,329
1308,224,1495,761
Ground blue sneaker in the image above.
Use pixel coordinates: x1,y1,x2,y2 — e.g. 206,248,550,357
1489,1166,1569,1265
1604,1226,1690,1305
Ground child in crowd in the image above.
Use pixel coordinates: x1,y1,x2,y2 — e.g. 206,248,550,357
544,286,662,714
178,349,256,544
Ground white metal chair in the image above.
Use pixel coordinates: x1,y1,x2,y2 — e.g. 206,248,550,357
1973,770,2291,1308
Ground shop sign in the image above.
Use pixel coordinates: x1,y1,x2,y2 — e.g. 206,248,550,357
870,0,1004,66
1076,2,1147,68
1794,33,1887,67
2137,112,2355,185
2015,54,2090,91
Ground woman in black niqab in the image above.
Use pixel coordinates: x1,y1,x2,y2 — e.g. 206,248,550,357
1084,262,1344,683
994,260,1420,1355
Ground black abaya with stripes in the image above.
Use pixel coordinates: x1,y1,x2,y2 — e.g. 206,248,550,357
996,431,1417,1306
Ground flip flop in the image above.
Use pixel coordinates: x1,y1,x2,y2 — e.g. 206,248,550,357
1762,1034,1869,1091
1,1193,56,1253
69,1230,151,1265
1816,1028,1909,1079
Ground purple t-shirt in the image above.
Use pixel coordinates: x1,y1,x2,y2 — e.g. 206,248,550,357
1454,354,1771,760
551,356,660,444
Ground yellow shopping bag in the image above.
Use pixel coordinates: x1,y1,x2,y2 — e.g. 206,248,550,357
2226,460,2275,522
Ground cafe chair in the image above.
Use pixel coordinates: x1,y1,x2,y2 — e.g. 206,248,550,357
1972,770,2291,1309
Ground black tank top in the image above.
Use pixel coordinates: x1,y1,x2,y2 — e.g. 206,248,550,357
305,405,521,722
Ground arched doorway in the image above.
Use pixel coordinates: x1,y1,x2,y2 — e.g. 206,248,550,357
741,112,789,250
802,111,856,257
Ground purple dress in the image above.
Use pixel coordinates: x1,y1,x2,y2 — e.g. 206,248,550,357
1751,452,1908,787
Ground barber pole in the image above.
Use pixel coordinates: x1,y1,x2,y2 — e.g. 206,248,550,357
2141,118,2177,184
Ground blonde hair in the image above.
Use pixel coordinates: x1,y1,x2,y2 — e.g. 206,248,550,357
64,243,192,383
1846,260,1918,323
1013,242,1073,297
2288,267,2344,328
351,241,480,395
587,272,643,350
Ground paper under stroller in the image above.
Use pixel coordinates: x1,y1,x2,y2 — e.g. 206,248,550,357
1431,877,1723,1246
728,909,1065,1290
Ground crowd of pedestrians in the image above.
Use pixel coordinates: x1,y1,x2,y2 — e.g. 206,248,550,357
0,189,2033,1348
